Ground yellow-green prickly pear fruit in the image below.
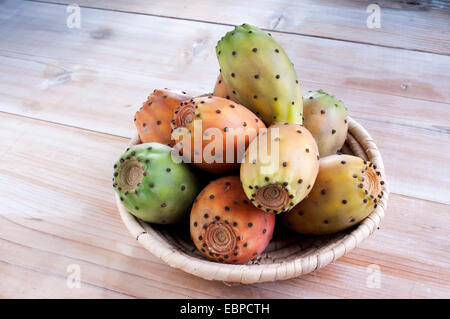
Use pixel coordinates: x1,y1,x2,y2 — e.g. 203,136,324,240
281,154,384,235
216,23,302,125
303,90,348,157
240,123,319,214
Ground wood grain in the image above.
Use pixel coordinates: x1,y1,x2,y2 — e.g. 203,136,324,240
0,53,448,204
0,0,449,299
1,1,449,105
1,51,449,138
0,112,449,298
34,0,450,55
0,2,449,203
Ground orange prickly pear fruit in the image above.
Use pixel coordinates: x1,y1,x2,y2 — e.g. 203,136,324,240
134,89,191,146
240,123,319,214
213,73,238,103
171,95,266,174
190,176,275,264
281,154,384,235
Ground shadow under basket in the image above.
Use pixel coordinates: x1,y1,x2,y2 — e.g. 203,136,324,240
115,117,389,284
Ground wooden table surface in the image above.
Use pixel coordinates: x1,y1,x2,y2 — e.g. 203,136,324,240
0,0,449,298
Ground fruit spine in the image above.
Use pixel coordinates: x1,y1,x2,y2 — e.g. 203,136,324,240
240,123,319,213
190,176,275,264
303,90,348,157
113,143,200,224
216,24,302,125
281,154,384,234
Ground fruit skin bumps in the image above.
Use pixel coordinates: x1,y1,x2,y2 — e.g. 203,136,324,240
216,23,303,125
240,123,319,214
281,154,384,235
190,176,275,264
303,90,348,157
171,95,266,174
134,89,192,146
113,143,200,224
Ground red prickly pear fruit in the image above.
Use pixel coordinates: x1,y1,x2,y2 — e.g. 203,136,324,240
171,96,266,174
303,90,348,157
240,122,319,214
213,73,238,103
190,176,275,264
281,154,384,235
135,89,192,146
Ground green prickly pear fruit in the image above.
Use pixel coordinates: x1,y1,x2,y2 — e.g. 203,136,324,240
281,154,384,235
113,143,200,224
216,23,303,125
240,122,319,214
303,90,348,157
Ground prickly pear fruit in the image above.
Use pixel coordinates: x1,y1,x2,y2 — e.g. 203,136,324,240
213,73,237,103
113,143,200,224
216,23,303,125
190,176,275,264
240,123,319,214
171,95,266,174
303,90,348,157
134,89,191,146
281,154,384,235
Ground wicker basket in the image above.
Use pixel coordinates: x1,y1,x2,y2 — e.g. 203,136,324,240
115,117,388,284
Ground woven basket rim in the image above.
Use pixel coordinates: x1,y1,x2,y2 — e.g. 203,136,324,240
115,117,389,283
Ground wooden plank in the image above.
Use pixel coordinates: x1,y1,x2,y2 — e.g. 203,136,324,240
34,0,450,55
3,52,449,138
1,51,449,204
0,2,449,203
0,112,449,298
0,1,449,104
0,53,146,138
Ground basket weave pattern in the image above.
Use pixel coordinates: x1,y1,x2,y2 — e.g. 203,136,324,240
115,117,388,283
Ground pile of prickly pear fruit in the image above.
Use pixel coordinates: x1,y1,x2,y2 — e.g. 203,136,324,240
112,24,385,265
